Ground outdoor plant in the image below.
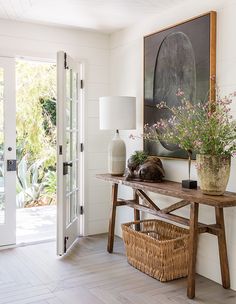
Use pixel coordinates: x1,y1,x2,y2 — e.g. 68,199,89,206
16,60,57,207
16,60,56,166
144,89,236,157
16,155,48,208
43,170,56,203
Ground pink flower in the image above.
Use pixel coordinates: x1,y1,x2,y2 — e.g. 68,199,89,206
195,163,202,170
176,88,185,97
194,140,203,148
156,101,166,109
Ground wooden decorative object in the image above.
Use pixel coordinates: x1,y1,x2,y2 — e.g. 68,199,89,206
125,155,165,182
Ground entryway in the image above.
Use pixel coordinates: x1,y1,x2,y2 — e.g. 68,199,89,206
0,52,84,254
15,58,57,244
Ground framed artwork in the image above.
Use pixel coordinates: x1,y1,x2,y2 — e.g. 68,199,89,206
144,11,216,159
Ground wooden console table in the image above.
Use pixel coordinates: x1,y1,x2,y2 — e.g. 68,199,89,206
96,174,236,299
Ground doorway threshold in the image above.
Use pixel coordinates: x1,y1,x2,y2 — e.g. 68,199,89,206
0,237,56,251
17,237,56,247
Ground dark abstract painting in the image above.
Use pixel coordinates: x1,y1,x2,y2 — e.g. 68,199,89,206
144,12,216,159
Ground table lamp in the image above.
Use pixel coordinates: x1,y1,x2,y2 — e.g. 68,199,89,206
99,96,136,176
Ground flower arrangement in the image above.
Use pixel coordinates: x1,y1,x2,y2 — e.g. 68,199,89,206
144,89,236,157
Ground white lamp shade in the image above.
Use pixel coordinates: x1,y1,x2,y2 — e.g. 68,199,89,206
99,96,136,130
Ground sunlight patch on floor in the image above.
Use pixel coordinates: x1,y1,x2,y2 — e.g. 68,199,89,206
16,205,56,244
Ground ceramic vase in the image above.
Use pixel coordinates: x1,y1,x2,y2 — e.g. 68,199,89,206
196,154,231,196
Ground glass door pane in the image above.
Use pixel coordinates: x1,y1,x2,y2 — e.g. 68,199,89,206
65,68,79,225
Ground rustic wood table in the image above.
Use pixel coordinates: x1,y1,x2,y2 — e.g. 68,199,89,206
96,174,236,299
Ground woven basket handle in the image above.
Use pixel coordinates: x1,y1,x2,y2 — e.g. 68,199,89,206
173,235,189,252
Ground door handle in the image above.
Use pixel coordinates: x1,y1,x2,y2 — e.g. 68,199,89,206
7,159,16,171
63,161,72,175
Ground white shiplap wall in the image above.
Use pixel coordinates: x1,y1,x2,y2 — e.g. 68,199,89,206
0,18,111,236
110,0,236,291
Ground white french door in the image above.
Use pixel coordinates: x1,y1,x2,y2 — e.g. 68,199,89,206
57,51,82,255
0,57,16,247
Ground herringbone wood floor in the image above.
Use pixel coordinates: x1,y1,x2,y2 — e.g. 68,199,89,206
0,234,235,304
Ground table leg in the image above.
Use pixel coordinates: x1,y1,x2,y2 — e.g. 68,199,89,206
215,207,230,289
133,190,140,231
187,202,199,299
107,183,118,253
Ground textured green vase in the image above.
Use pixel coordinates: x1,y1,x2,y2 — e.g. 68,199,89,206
196,154,231,196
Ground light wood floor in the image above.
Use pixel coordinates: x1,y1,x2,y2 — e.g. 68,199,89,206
0,234,235,304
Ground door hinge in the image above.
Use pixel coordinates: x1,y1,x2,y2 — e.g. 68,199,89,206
80,206,84,215
80,79,84,89
64,52,69,70
64,236,69,253
59,145,63,155
80,143,84,152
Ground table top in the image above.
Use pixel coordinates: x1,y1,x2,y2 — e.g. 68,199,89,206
96,174,236,208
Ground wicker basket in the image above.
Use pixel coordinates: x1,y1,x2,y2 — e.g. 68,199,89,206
122,219,189,282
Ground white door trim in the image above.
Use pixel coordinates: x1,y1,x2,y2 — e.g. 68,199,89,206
0,57,16,247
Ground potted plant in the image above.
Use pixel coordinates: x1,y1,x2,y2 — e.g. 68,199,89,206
144,89,236,195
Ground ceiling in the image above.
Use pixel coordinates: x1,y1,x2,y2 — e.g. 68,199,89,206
0,0,188,33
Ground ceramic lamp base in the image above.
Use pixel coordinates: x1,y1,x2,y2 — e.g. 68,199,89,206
182,180,198,189
108,131,126,176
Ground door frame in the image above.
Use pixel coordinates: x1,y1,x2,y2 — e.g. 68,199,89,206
0,54,86,250
0,56,16,247
79,61,86,237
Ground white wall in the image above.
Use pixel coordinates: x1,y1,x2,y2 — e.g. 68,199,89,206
0,19,111,236
110,0,236,290
1,1,236,290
